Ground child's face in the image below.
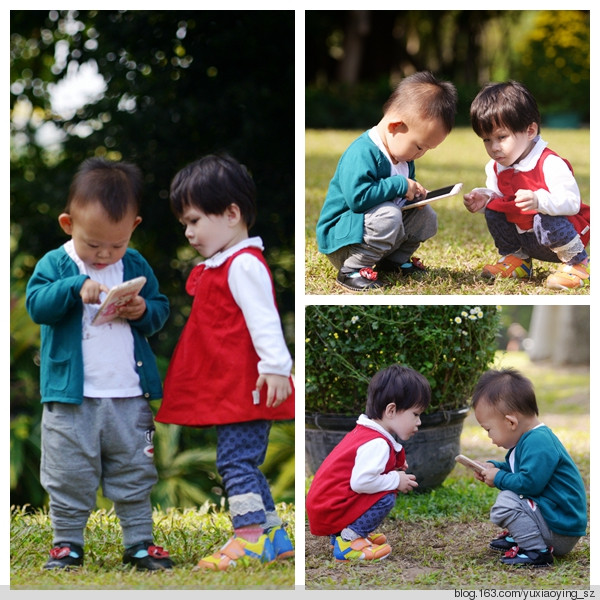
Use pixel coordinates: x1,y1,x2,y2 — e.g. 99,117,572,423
383,116,447,164
179,204,246,258
383,404,423,441
58,202,141,269
481,123,537,167
473,400,520,450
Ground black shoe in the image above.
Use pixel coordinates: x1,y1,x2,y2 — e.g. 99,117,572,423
123,541,174,570
336,268,382,292
500,545,554,567
44,542,84,570
399,256,427,276
489,530,516,552
376,256,427,277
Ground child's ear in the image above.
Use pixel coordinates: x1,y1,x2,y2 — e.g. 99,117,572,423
226,203,242,225
505,414,519,429
58,213,73,235
526,122,539,139
388,120,408,135
384,402,397,418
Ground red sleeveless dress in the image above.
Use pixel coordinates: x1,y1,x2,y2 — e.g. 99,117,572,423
306,424,405,536
156,247,294,427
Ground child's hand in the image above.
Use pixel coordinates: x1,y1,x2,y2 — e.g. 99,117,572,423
514,189,538,211
80,279,109,304
117,295,146,321
463,190,489,213
255,373,292,408
405,179,427,201
397,471,418,494
480,466,499,487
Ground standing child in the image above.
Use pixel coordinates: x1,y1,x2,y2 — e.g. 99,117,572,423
155,154,295,570
316,71,458,291
471,369,587,567
305,365,430,562
463,81,590,290
25,157,173,570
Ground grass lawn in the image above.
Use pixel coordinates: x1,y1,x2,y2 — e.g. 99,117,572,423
10,502,295,589
305,127,590,295
304,352,590,589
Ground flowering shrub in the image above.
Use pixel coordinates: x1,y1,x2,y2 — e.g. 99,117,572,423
305,305,501,416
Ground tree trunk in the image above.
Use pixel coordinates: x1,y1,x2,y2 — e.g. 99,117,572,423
527,305,590,365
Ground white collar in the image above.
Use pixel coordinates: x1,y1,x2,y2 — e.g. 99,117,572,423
496,136,547,173
357,413,404,451
202,236,264,268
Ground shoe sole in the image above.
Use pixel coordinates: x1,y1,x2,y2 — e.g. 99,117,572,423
501,560,552,568
335,552,391,563
335,280,383,293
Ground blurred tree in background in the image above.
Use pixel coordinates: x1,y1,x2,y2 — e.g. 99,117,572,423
305,10,589,128
10,10,295,509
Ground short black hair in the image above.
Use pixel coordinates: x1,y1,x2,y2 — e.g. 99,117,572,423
169,153,257,229
66,157,142,222
471,368,539,416
383,71,458,134
365,364,431,420
470,81,541,138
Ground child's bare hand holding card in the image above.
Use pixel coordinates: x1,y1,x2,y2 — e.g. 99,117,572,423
115,294,146,321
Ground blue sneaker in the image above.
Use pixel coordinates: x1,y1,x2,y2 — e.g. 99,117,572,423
267,525,294,560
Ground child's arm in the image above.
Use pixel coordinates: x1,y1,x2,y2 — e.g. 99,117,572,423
534,155,581,216
25,252,89,324
351,438,403,494
124,252,170,336
337,141,417,212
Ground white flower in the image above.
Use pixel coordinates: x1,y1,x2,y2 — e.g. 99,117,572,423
351,316,359,324
454,317,462,324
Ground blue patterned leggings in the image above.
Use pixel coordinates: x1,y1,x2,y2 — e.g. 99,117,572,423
485,209,588,265
330,492,396,542
216,420,277,529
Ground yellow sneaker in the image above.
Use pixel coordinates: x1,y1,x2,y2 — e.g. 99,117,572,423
481,255,532,279
195,535,275,571
546,262,590,290
332,536,391,562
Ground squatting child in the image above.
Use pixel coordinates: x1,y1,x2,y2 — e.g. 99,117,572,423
316,71,458,291
463,80,590,290
305,364,431,561
471,368,587,567
155,154,295,570
25,157,173,570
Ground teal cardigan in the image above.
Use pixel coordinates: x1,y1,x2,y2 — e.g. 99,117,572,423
316,130,416,255
489,425,587,537
25,246,170,404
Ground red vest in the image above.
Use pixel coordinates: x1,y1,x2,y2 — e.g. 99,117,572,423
155,247,294,427
306,424,405,536
488,148,590,247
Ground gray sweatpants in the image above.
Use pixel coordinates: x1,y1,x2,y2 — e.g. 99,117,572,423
490,490,580,556
326,201,438,272
41,397,158,548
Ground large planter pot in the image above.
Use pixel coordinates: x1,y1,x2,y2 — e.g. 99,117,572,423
305,407,469,491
